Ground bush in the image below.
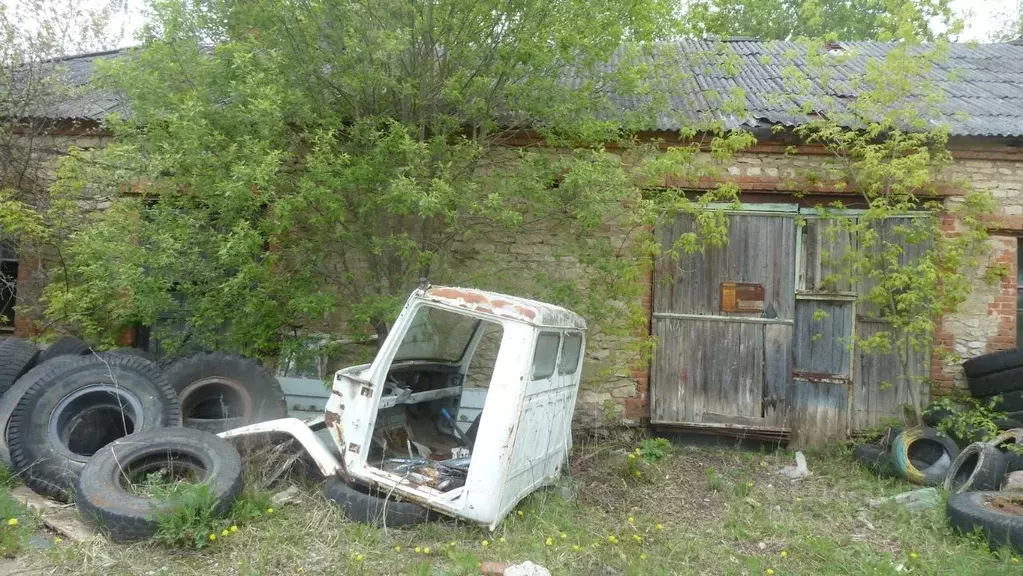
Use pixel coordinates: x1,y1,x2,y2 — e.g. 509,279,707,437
150,481,274,550
926,396,1009,445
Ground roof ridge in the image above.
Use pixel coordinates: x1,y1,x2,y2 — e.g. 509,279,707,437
37,47,131,65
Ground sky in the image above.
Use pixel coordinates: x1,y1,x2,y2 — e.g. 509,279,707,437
951,0,1018,40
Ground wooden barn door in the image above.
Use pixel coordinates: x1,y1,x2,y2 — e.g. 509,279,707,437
790,215,856,447
651,206,797,431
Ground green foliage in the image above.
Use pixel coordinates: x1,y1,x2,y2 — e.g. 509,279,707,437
927,396,1009,444
705,467,725,492
150,481,273,550
639,437,673,462
787,37,996,420
0,489,31,557
684,0,957,41
19,0,755,371
0,464,17,491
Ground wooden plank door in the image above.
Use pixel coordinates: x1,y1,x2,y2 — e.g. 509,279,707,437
651,207,796,429
789,216,856,447
852,217,931,429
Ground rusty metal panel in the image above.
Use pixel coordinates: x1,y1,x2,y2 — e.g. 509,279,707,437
720,282,766,313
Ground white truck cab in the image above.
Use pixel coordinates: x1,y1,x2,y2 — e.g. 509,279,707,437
223,285,587,529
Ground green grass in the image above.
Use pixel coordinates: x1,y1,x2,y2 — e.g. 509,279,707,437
0,464,35,558
9,442,1023,574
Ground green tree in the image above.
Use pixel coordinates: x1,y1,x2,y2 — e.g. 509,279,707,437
783,38,993,420
0,0,123,328
34,0,751,359
685,0,954,40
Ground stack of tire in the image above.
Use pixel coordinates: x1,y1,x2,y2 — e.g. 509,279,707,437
944,430,1023,551
962,349,1023,429
0,336,288,542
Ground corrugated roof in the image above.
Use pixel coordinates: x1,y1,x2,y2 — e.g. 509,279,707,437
33,40,1023,137
22,49,130,121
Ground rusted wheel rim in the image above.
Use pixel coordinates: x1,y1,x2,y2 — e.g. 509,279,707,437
986,495,1023,516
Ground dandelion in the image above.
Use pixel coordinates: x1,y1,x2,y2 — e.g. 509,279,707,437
482,540,489,548
546,537,554,546
628,517,635,524
354,554,364,562
415,546,422,554
795,497,802,502
6,518,16,527
780,550,788,558
573,545,581,551
640,554,647,561
560,533,567,540
230,525,238,533
656,523,664,531
449,541,456,547
517,510,524,517
393,546,401,552
54,538,62,544
634,471,642,477
767,570,774,575
747,481,754,487
634,448,641,454
266,508,274,514
208,534,216,542
627,453,637,460
760,461,766,467
632,535,642,543
608,535,618,544
499,537,506,543
221,529,230,537
910,553,918,560
423,547,431,555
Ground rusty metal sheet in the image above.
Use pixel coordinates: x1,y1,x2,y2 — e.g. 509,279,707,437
720,282,765,313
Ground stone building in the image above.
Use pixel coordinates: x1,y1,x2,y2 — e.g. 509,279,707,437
7,41,1023,443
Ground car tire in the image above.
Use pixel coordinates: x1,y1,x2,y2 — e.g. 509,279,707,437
943,442,1008,493
166,353,287,434
107,347,156,362
963,349,1023,380
890,427,959,486
968,366,1023,398
0,356,78,466
0,337,39,398
7,355,181,501
76,427,244,542
322,476,432,527
946,491,1023,551
37,336,90,365
853,443,898,477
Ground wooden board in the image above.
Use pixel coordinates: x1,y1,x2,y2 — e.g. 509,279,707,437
853,320,930,430
793,299,854,375
651,211,797,428
799,217,856,293
654,213,796,319
786,377,849,449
